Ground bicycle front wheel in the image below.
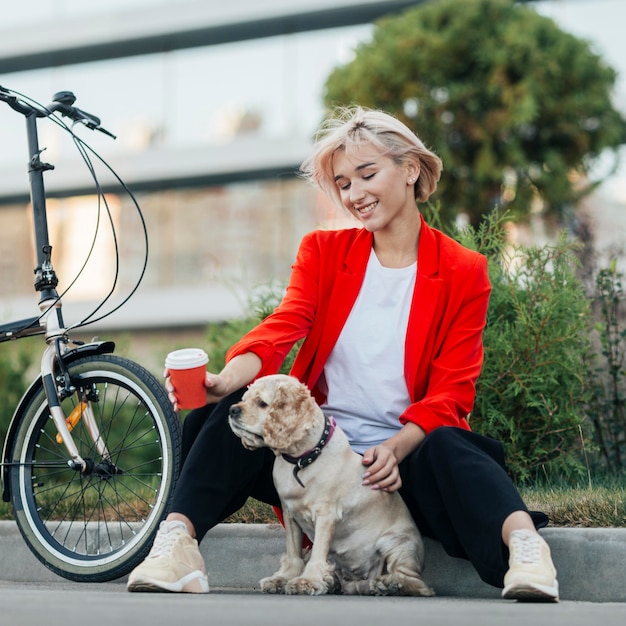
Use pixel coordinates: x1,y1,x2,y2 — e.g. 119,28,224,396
9,354,182,582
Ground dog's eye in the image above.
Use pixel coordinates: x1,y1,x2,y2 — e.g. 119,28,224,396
257,399,268,408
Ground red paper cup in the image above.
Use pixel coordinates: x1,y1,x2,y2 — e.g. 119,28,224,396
165,348,209,410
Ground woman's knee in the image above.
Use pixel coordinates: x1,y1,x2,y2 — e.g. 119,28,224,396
401,428,461,483
420,427,505,468
420,426,466,455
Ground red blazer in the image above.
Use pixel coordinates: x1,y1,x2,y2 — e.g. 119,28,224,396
226,215,491,434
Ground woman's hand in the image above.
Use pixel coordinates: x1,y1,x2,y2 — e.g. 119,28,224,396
163,369,231,411
361,423,427,492
361,444,402,493
164,352,263,412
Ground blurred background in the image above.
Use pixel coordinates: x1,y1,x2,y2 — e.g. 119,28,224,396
1,0,625,372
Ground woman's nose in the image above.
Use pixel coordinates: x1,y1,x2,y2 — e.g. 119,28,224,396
349,181,365,203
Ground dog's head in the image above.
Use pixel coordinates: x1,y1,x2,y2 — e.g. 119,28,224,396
228,374,321,456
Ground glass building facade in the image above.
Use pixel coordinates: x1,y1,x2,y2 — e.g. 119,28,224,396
1,0,624,355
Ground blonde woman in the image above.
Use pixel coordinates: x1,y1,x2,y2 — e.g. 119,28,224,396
128,107,559,602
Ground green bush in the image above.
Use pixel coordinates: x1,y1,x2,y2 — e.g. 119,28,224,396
585,261,626,471
0,338,38,444
458,216,592,482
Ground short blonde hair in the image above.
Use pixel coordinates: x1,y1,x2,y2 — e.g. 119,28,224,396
300,106,443,206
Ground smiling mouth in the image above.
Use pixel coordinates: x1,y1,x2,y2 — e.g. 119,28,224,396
355,201,377,216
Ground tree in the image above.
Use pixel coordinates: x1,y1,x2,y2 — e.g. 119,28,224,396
323,0,626,226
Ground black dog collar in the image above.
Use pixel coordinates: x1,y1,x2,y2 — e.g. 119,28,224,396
282,415,336,488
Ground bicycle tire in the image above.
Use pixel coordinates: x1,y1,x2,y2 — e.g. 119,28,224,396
9,354,182,582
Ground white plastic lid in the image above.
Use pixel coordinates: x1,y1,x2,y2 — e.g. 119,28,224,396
164,348,209,370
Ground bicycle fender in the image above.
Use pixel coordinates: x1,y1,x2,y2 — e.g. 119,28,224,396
1,340,116,501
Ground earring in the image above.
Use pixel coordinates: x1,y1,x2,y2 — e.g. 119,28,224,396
408,178,416,184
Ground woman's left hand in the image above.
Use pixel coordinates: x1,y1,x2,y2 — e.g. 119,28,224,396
361,444,402,492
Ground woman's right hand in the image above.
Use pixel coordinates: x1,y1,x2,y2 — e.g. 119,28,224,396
163,369,230,411
164,352,262,411
202,371,234,404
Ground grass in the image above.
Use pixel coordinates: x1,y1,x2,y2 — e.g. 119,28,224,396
520,483,626,528
2,481,624,528
223,480,626,527
223,483,626,527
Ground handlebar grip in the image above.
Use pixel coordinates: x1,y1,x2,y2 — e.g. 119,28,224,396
51,91,99,127
70,106,102,128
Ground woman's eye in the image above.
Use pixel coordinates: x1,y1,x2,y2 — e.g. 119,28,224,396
363,173,375,181
340,182,351,191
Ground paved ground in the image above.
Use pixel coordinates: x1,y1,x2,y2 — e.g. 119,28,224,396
1,580,625,626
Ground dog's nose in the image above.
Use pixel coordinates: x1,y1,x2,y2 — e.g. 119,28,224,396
229,405,241,419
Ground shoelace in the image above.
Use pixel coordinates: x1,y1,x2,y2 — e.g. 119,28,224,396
510,532,542,565
147,522,186,559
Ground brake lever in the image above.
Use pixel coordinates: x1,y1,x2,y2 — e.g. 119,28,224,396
51,92,117,139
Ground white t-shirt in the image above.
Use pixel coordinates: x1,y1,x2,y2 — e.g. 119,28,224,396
320,249,417,454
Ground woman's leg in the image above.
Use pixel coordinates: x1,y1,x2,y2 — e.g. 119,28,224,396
169,387,281,541
128,388,280,593
398,427,549,589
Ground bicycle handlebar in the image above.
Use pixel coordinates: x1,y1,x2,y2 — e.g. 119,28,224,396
0,85,116,139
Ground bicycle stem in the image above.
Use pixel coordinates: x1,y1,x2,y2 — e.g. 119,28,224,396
25,111,61,303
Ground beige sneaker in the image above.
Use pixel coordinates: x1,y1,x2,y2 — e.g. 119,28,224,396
127,520,209,593
502,529,559,602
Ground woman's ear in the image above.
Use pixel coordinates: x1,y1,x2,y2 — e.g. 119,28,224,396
407,162,420,185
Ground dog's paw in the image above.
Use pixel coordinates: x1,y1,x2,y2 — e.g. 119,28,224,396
260,576,287,594
372,574,435,597
285,576,329,596
342,580,372,595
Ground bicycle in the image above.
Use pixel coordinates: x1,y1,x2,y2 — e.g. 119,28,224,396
0,86,182,582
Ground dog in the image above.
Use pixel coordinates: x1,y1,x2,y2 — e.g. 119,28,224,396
228,374,434,597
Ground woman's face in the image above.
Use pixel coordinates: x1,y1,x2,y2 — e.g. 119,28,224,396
331,145,419,234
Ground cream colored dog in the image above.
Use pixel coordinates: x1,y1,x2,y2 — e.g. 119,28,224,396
228,374,434,597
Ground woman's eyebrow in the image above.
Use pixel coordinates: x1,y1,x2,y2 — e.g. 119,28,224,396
334,161,376,182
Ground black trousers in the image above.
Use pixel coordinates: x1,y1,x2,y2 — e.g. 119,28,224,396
171,388,547,589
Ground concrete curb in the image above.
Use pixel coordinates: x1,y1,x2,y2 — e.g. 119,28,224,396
1,521,625,601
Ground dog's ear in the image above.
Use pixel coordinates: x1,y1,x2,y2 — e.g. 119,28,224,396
262,379,316,451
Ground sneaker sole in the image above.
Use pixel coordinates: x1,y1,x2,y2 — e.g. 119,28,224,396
127,571,209,594
502,582,559,603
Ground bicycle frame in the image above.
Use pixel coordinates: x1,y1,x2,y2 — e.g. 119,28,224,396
0,91,114,473
0,88,181,583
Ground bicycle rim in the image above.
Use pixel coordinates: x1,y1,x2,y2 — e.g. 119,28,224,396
10,355,181,582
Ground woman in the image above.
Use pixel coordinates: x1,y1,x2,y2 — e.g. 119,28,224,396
127,107,559,602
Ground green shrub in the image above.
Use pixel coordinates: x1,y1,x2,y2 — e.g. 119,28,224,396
586,261,626,471
0,338,38,444
458,216,592,482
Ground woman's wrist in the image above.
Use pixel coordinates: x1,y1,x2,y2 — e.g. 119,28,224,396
387,422,427,463
219,352,262,394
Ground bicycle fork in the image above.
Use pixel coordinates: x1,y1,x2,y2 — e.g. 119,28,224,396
40,336,118,477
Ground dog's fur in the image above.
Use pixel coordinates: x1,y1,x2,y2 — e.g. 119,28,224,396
228,374,434,597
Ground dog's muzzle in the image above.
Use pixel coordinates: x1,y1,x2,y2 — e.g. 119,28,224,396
228,405,264,449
